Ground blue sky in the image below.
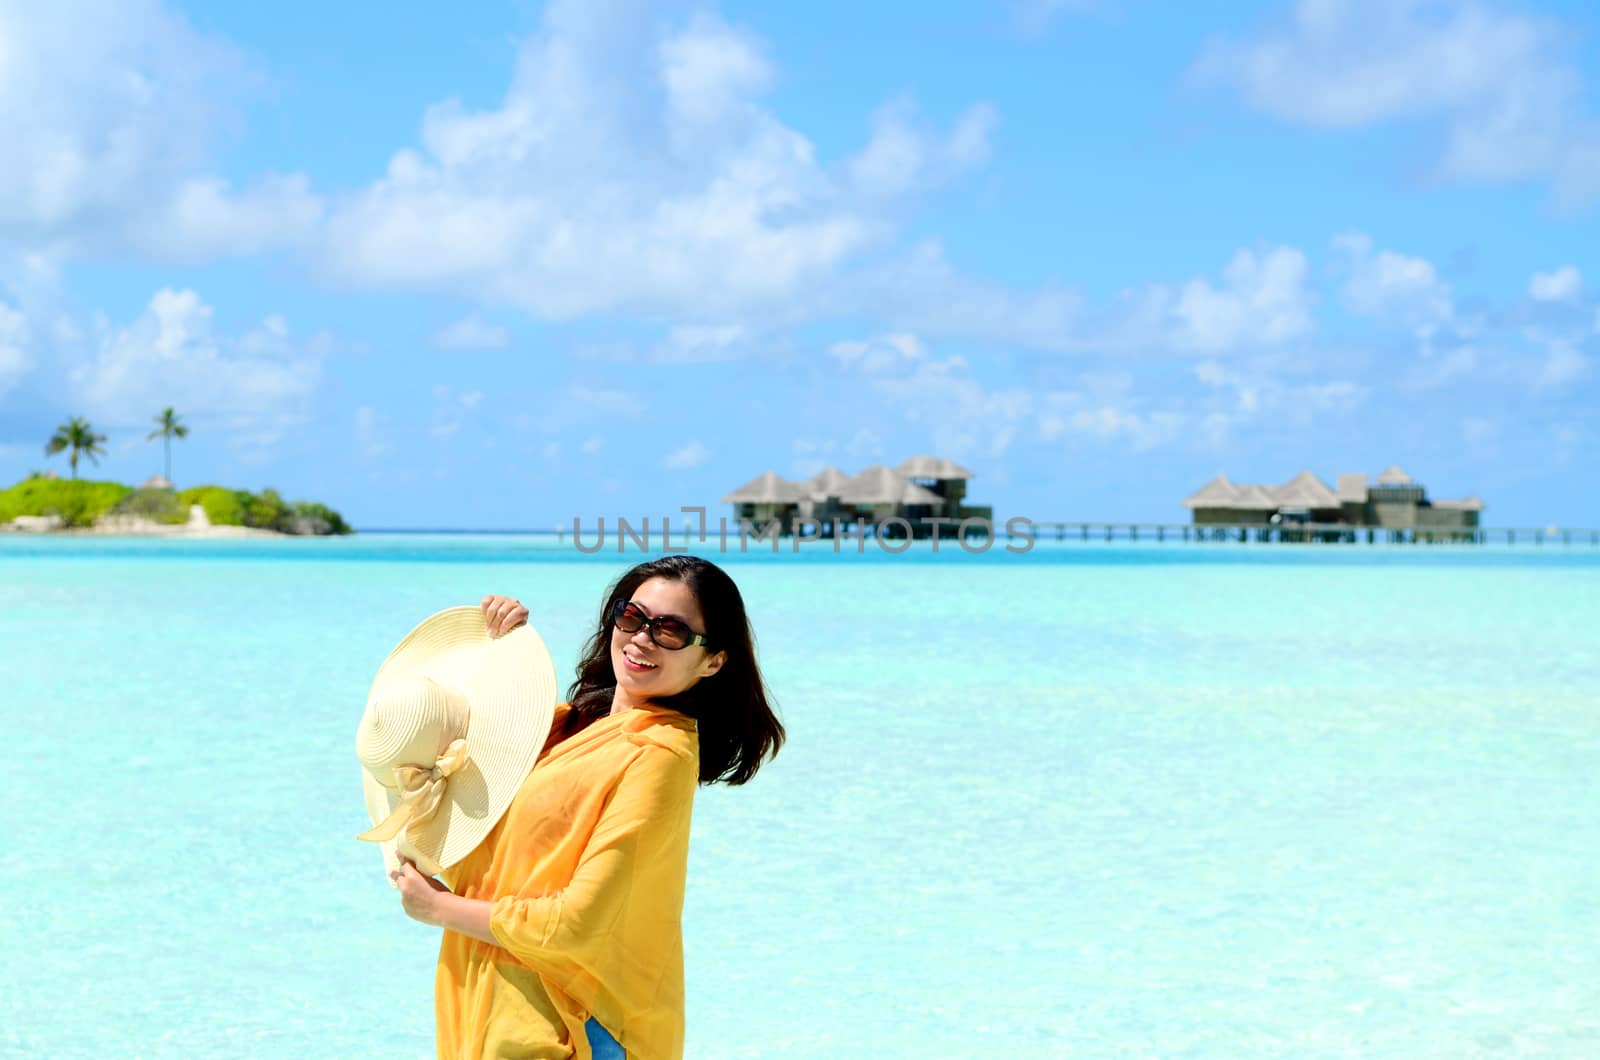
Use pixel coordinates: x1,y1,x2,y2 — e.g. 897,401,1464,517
1,0,1595,528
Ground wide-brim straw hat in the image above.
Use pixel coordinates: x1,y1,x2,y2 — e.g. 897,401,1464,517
356,606,557,880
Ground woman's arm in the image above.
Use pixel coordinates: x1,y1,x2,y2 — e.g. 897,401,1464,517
393,859,497,945
393,745,697,959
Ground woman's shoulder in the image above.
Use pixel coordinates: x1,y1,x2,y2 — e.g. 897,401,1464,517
622,706,699,764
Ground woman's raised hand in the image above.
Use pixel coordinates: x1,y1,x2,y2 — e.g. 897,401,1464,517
481,594,529,637
391,855,451,926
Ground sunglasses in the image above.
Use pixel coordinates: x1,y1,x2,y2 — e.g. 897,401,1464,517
611,599,711,650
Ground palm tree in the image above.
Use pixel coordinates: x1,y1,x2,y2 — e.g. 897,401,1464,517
45,417,108,480
146,407,189,483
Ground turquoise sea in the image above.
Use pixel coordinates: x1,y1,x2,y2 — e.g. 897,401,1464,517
3,534,1597,1058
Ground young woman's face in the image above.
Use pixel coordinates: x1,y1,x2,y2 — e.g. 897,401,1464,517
611,576,726,699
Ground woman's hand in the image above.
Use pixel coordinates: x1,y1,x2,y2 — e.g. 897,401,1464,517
392,856,452,925
481,594,529,637
391,855,499,945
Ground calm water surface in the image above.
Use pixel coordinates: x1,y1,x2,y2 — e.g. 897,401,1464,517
3,535,1597,1057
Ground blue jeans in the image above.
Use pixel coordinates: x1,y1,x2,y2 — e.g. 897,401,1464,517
585,1016,625,1059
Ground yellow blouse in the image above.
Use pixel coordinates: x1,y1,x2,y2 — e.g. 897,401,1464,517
436,701,700,1059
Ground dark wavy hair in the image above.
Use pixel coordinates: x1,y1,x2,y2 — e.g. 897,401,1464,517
563,555,784,785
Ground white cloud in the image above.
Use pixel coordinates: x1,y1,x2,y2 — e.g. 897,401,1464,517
1529,265,1581,302
1190,357,1368,427
316,1,991,320
865,352,1033,458
790,430,884,477
1333,232,1453,333
0,1,320,257
1171,245,1313,352
658,12,773,126
829,333,926,373
661,440,712,470
851,240,1085,353
68,289,323,450
569,323,759,364
657,324,750,363
825,331,1035,458
426,386,487,439
432,314,512,351
847,99,997,200
1053,403,1184,451
1297,379,1367,412
1193,0,1600,204
854,240,1315,357
1035,372,1192,450
1193,360,1227,387
1404,346,1478,390
130,174,323,260
1534,340,1588,389
1011,0,1105,38
0,0,238,227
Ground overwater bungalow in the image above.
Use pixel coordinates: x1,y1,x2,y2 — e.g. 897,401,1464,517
1184,466,1485,531
722,471,809,534
720,455,992,538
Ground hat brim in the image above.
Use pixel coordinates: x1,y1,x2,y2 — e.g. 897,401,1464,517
359,606,557,879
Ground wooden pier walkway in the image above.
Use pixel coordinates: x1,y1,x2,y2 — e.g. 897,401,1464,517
1027,522,1600,546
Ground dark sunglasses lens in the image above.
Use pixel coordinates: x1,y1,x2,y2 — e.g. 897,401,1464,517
613,600,644,632
651,619,691,648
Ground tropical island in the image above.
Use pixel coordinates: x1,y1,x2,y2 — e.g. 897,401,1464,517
0,410,352,537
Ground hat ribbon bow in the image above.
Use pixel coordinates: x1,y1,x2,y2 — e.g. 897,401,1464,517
357,736,471,847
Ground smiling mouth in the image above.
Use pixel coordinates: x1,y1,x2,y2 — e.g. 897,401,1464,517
623,649,658,670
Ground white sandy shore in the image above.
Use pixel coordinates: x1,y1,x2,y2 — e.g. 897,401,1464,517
2,505,287,538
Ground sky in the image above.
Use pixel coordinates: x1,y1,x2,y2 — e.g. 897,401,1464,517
1,0,1596,529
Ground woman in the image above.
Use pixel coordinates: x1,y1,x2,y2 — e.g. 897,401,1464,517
390,554,784,1059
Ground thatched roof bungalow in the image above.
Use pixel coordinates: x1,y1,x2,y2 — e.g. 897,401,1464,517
1185,466,1485,529
722,456,988,538
895,455,974,513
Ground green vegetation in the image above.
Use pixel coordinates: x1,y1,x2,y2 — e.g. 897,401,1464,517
0,477,131,528
176,485,247,526
45,417,107,479
13,410,352,534
112,487,189,525
179,484,353,534
3,476,352,534
282,499,352,536
243,487,288,529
